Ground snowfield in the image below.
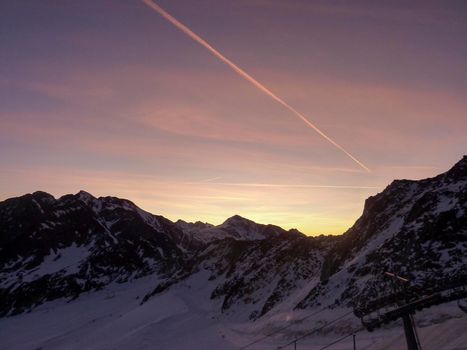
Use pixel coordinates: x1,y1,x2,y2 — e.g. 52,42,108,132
1,275,465,350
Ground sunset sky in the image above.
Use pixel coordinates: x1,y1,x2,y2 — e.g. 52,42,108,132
1,0,466,235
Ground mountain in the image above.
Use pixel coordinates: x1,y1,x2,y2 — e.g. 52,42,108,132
0,193,301,317
0,156,466,349
174,214,297,247
0,191,190,316
300,155,467,309
142,232,337,320
141,156,466,320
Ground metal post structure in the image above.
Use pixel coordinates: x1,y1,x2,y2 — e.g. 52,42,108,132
353,333,356,350
356,272,467,350
411,315,422,349
386,271,423,350
293,340,297,350
402,314,420,350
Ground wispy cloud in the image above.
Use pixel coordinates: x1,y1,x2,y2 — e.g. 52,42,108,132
247,0,467,27
189,181,378,190
0,77,114,101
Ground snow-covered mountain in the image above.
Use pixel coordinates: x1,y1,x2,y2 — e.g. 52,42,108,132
300,155,467,310
0,191,189,316
0,156,466,349
142,156,466,320
174,214,297,246
142,232,337,321
0,192,302,317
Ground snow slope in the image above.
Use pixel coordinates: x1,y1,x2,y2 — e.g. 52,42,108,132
1,278,465,350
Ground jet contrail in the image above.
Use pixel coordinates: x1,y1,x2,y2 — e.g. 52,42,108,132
141,0,371,173
194,182,378,190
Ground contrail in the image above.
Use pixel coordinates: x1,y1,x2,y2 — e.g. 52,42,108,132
199,176,223,183
196,182,378,190
141,0,371,173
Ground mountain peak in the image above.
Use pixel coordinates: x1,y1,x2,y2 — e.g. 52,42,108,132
73,190,96,206
77,190,95,199
31,191,55,203
444,155,467,181
222,214,252,226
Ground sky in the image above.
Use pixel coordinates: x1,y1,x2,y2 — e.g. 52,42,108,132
1,0,466,235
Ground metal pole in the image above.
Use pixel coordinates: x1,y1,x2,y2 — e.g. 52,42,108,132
353,333,356,350
410,315,422,350
294,340,297,350
402,314,420,350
